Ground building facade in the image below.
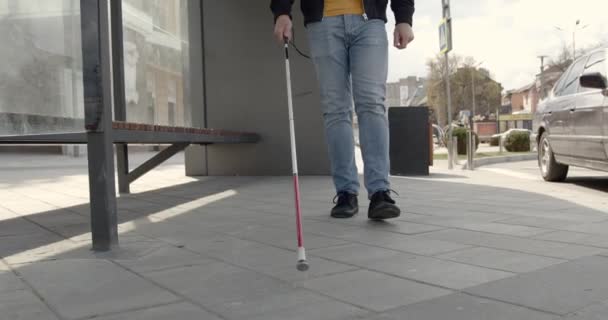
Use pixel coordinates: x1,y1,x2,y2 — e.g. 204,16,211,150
386,76,426,107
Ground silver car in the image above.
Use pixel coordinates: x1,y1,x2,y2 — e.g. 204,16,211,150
534,48,608,181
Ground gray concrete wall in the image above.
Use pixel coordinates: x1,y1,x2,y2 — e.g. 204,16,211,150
186,0,330,176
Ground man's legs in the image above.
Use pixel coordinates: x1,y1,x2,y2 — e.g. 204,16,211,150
307,17,359,196
349,18,390,196
349,17,400,220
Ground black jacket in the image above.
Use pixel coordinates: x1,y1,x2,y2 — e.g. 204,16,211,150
270,0,414,26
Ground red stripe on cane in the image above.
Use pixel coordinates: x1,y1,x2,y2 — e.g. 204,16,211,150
293,174,304,248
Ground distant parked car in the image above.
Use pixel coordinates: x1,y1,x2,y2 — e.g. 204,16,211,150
533,48,608,181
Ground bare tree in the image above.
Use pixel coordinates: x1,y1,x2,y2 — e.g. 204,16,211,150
425,55,502,126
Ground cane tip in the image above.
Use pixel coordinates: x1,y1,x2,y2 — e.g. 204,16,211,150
296,260,309,272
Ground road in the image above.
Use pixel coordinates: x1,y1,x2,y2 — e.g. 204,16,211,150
482,160,608,194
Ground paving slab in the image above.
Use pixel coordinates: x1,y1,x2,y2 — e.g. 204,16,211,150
437,247,567,273
298,269,452,312
401,216,550,237
245,298,370,320
145,262,300,311
183,236,357,282
225,224,348,250
0,268,26,293
419,229,605,259
212,289,368,320
563,299,608,319
0,232,66,260
559,221,608,235
310,243,404,267
497,216,580,229
366,293,555,320
356,220,445,235
465,256,608,315
536,231,608,249
112,244,214,274
129,219,222,246
362,252,514,289
293,220,369,238
93,302,223,320
17,259,179,320
0,218,51,237
337,230,472,256
24,210,89,228
0,289,59,320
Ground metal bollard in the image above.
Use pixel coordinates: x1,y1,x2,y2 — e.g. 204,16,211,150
467,130,475,170
452,137,459,165
447,131,453,170
499,135,504,154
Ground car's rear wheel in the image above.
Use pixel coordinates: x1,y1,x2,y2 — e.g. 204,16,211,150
539,132,568,182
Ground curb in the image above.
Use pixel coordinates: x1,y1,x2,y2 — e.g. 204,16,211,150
461,153,537,169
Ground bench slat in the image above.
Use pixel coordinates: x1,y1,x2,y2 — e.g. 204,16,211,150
0,122,260,145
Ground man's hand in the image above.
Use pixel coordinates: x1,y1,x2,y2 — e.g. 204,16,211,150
394,23,414,49
274,15,293,43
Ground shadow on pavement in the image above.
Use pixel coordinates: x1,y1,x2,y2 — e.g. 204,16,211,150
568,176,608,193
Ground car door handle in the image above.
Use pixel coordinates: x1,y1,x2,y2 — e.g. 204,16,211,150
569,108,576,113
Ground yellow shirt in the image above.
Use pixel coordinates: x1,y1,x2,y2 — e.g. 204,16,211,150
324,0,364,17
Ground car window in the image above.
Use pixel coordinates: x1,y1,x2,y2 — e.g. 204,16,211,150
585,51,606,72
553,63,574,96
559,57,588,96
579,52,606,93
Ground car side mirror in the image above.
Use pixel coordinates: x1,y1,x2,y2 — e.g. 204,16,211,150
580,72,608,90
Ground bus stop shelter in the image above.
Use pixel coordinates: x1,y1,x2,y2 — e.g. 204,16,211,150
0,0,330,251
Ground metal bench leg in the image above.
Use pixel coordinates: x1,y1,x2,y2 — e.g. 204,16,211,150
81,0,118,251
127,143,190,184
116,144,130,194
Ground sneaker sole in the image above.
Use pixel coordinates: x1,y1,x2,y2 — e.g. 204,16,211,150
331,208,359,219
368,204,401,221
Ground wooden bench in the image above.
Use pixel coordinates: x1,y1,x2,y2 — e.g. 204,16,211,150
0,121,259,193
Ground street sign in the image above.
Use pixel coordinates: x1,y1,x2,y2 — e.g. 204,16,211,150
439,18,452,54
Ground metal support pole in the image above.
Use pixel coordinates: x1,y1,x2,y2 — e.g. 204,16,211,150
445,52,453,169
80,0,119,251
110,0,130,194
573,30,576,59
471,71,476,118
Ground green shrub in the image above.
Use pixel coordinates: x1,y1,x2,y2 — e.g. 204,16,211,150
505,131,530,152
490,134,500,147
450,127,480,155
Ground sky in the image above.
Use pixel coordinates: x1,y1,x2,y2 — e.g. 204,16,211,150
385,0,608,91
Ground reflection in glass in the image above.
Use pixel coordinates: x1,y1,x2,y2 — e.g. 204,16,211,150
0,0,84,135
0,0,194,137
121,0,191,127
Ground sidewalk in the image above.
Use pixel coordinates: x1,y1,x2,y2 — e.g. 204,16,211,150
1,153,608,319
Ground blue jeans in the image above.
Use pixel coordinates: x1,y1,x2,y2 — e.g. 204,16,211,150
307,15,390,197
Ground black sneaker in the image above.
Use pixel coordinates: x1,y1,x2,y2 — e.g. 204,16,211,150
368,190,401,221
331,192,359,219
